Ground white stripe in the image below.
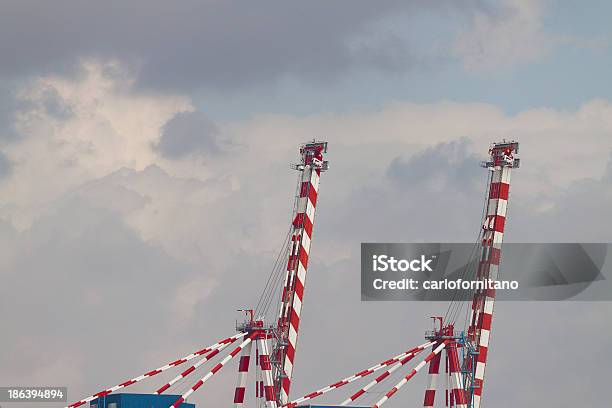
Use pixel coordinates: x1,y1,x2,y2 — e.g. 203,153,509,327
500,167,511,184
484,297,495,314
492,231,504,244
492,169,502,183
496,198,507,216
310,168,320,191
280,390,289,405
301,232,311,253
288,324,298,346
292,295,302,317
283,357,293,377
306,200,316,225
297,263,307,284
475,361,486,380
479,328,490,347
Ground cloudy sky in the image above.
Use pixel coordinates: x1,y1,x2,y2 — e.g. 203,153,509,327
1,1,611,407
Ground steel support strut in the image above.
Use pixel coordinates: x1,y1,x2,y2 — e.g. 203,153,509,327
65,333,247,408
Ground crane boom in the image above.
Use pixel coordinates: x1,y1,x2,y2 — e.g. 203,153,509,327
274,141,328,403
466,141,519,407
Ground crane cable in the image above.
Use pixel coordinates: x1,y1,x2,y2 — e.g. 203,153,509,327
255,169,303,321
443,169,493,327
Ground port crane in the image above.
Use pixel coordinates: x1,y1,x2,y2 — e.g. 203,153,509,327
67,140,519,408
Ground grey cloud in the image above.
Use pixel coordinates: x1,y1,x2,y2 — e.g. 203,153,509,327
387,138,483,192
0,80,71,144
0,82,26,142
0,151,11,177
508,154,612,242
605,151,612,182
155,111,220,159
0,196,201,389
38,84,73,120
0,1,482,90
317,138,488,245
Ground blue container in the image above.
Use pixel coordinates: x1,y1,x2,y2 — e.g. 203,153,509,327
90,393,195,408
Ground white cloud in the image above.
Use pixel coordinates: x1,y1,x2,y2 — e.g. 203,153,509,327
3,59,192,229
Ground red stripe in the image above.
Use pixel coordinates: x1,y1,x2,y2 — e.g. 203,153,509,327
119,379,136,387
357,369,373,376
171,397,185,408
424,389,436,406
294,275,305,301
493,215,506,232
481,312,492,331
489,182,510,200
377,371,390,381
478,345,488,363
157,383,171,394
303,215,313,237
286,342,295,362
264,385,276,401
290,309,300,334
170,358,187,366
352,389,366,400
233,387,246,403
299,182,309,197
453,388,468,404
308,184,318,206
490,247,501,265
260,355,271,370
238,355,251,371
428,351,441,372
474,378,483,395
293,213,305,227
298,246,309,268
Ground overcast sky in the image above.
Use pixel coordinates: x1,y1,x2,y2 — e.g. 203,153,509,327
1,1,611,407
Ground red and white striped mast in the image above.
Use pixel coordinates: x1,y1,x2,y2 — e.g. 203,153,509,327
421,140,519,408
274,141,328,403
466,140,519,408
